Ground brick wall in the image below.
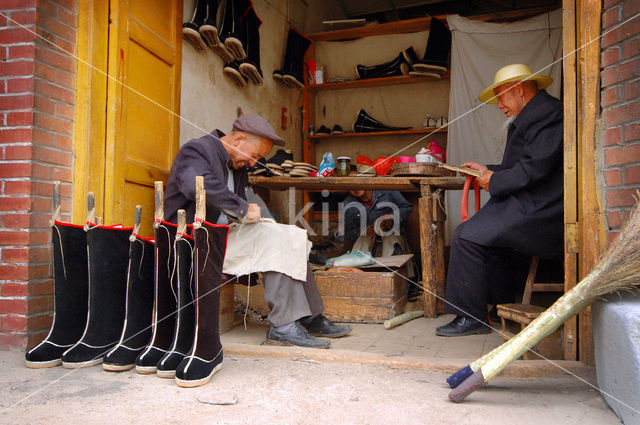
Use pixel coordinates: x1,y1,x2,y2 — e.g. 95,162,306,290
0,0,77,350
601,0,640,245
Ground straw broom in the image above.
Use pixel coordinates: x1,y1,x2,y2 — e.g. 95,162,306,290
447,197,640,403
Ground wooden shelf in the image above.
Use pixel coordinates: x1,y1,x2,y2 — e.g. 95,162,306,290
307,16,445,41
308,128,447,140
308,74,447,92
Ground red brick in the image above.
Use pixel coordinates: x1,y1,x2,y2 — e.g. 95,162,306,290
626,165,640,184
54,102,73,120
0,214,29,228
57,6,76,27
37,0,58,17
0,60,35,77
29,280,53,296
624,80,640,100
605,168,622,186
26,332,45,350
34,80,74,104
28,264,50,279
622,36,640,60
624,122,640,142
34,95,56,114
30,180,53,196
0,0,36,7
0,128,33,144
606,210,622,228
26,247,51,263
51,166,71,181
0,299,28,315
31,197,53,213
54,37,74,55
35,44,75,72
37,14,76,42
31,163,52,179
0,315,27,332
0,265,28,282
0,27,36,44
602,86,620,106
606,188,638,207
34,61,55,80
29,213,53,229
605,143,640,166
8,44,36,60
7,111,34,127
0,197,30,211
7,77,35,94
0,231,29,245
603,126,622,146
1,247,29,263
34,113,73,136
601,47,620,68
603,100,640,126
56,0,77,12
602,6,620,29
602,27,620,49
601,67,618,87
33,144,72,165
617,58,640,82
4,145,33,160
27,313,52,331
9,10,36,26
619,15,640,41
29,230,51,245
53,133,71,149
0,282,27,297
54,69,74,88
4,180,31,195
0,94,34,109
1,332,28,350
28,296,51,314
0,162,31,178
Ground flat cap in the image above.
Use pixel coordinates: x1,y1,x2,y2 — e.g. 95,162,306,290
232,114,286,146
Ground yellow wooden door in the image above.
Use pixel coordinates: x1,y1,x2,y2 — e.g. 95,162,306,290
104,0,182,234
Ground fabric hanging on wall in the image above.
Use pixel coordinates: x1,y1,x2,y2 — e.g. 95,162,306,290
444,10,563,243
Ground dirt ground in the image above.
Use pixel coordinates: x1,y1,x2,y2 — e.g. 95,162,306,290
0,349,620,425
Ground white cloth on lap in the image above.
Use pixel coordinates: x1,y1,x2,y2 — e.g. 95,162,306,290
222,221,312,281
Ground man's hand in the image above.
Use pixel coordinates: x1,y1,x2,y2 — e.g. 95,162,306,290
477,170,494,191
461,162,488,173
244,203,262,223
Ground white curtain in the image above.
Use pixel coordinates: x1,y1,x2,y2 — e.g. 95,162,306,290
444,10,563,243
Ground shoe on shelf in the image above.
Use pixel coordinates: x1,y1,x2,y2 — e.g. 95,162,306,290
301,314,352,338
266,322,330,349
412,17,451,75
331,124,343,134
355,51,413,80
435,315,491,337
223,61,247,88
266,148,293,166
423,114,437,128
182,0,208,52
353,109,411,133
437,116,448,127
316,125,331,134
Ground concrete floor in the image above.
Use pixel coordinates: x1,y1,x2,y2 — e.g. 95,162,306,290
0,316,622,424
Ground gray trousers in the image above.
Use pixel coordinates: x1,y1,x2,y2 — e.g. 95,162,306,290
262,264,325,326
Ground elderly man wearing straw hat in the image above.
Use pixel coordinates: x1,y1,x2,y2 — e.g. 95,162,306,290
436,64,563,337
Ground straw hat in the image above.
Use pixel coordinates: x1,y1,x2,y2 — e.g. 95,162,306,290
478,64,553,104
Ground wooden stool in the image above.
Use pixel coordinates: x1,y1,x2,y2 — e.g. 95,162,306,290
496,256,564,359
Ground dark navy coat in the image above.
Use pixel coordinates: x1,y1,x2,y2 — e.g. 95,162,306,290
164,130,249,224
342,190,413,243
458,90,564,258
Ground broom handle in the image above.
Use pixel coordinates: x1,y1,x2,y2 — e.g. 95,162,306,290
154,181,163,228
130,205,142,242
50,181,61,226
176,209,186,240
194,176,205,228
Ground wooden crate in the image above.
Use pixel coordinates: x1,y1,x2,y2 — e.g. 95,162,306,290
314,271,407,323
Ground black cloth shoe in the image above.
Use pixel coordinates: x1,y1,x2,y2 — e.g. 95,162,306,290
316,125,331,134
25,222,88,369
239,6,263,85
219,0,250,60
355,51,411,80
435,315,491,337
183,0,208,52
267,148,293,166
353,109,411,133
301,315,352,338
413,18,451,75
223,61,247,88
279,27,312,88
331,124,343,134
266,322,330,348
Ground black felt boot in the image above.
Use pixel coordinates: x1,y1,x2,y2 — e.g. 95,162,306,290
353,109,411,133
412,18,451,75
239,6,263,85
281,27,312,88
183,0,208,52
355,52,411,79
175,221,229,388
219,0,250,60
61,225,131,368
157,232,195,379
135,221,178,374
223,60,248,88
272,28,295,84
103,235,155,372
199,0,221,47
25,222,88,368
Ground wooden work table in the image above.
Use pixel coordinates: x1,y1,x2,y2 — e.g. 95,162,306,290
249,175,466,318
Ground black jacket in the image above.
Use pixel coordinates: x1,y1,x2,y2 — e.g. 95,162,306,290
458,90,564,258
164,130,249,224
342,190,413,243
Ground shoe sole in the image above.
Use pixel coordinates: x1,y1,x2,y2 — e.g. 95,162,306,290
182,28,207,53
264,338,330,349
224,37,246,61
310,329,352,338
409,70,442,79
135,365,157,375
412,64,447,74
435,328,492,337
175,363,222,388
62,358,103,369
199,25,219,46
156,369,176,379
209,43,235,62
25,358,62,369
239,63,263,85
282,75,304,88
103,363,135,372
223,67,246,88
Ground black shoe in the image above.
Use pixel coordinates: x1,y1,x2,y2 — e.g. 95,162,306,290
391,243,403,256
281,28,312,88
353,109,411,133
355,52,408,79
238,6,263,85
316,125,331,134
219,0,250,60
331,124,343,134
267,148,293,166
301,315,352,338
223,61,247,88
412,18,451,75
182,0,208,52
266,322,330,348
435,315,491,337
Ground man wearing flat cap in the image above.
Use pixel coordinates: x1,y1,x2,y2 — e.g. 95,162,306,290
165,114,351,348
436,64,564,337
